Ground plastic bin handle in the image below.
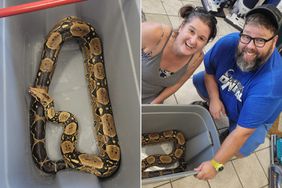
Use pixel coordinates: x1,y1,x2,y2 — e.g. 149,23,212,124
0,0,87,18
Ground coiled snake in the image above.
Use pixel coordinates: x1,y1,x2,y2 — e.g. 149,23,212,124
142,130,187,179
29,16,120,177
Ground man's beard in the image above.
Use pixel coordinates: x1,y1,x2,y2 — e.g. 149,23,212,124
236,47,271,72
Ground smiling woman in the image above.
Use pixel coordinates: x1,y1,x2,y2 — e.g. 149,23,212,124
141,5,217,104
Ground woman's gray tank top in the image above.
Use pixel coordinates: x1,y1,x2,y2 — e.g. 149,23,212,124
142,32,189,104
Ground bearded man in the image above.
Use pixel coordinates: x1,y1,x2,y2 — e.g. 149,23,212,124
192,4,282,180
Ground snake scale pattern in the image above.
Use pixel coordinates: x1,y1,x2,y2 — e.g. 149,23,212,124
29,16,120,177
142,130,187,179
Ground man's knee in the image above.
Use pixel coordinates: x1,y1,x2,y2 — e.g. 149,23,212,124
192,71,209,100
192,71,205,88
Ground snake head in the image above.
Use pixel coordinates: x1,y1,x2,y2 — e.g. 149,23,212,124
29,87,53,107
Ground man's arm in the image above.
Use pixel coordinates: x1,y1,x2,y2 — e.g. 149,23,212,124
195,72,254,180
195,125,255,180
204,73,226,119
214,126,255,162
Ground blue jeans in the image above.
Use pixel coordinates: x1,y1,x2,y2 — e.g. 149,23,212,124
192,71,271,156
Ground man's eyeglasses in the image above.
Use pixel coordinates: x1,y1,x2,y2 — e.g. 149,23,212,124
239,32,276,48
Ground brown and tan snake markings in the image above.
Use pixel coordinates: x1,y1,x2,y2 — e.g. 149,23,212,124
142,130,187,179
29,16,120,177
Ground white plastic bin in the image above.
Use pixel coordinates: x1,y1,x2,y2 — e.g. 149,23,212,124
0,0,140,188
142,105,220,184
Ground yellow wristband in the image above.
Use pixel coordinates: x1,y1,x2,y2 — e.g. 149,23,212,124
210,159,224,172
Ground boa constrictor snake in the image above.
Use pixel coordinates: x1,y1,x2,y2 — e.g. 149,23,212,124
29,16,120,177
142,130,187,179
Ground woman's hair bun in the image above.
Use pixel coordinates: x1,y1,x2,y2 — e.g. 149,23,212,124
179,4,194,19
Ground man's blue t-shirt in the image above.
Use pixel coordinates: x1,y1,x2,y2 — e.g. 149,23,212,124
204,32,282,129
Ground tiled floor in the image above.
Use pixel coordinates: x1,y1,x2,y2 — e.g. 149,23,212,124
142,0,271,187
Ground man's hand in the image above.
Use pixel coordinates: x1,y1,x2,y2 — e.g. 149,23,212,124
209,98,226,119
194,161,217,180
204,73,226,119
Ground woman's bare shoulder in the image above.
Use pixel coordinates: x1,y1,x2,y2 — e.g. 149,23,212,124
142,22,163,40
142,22,171,48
